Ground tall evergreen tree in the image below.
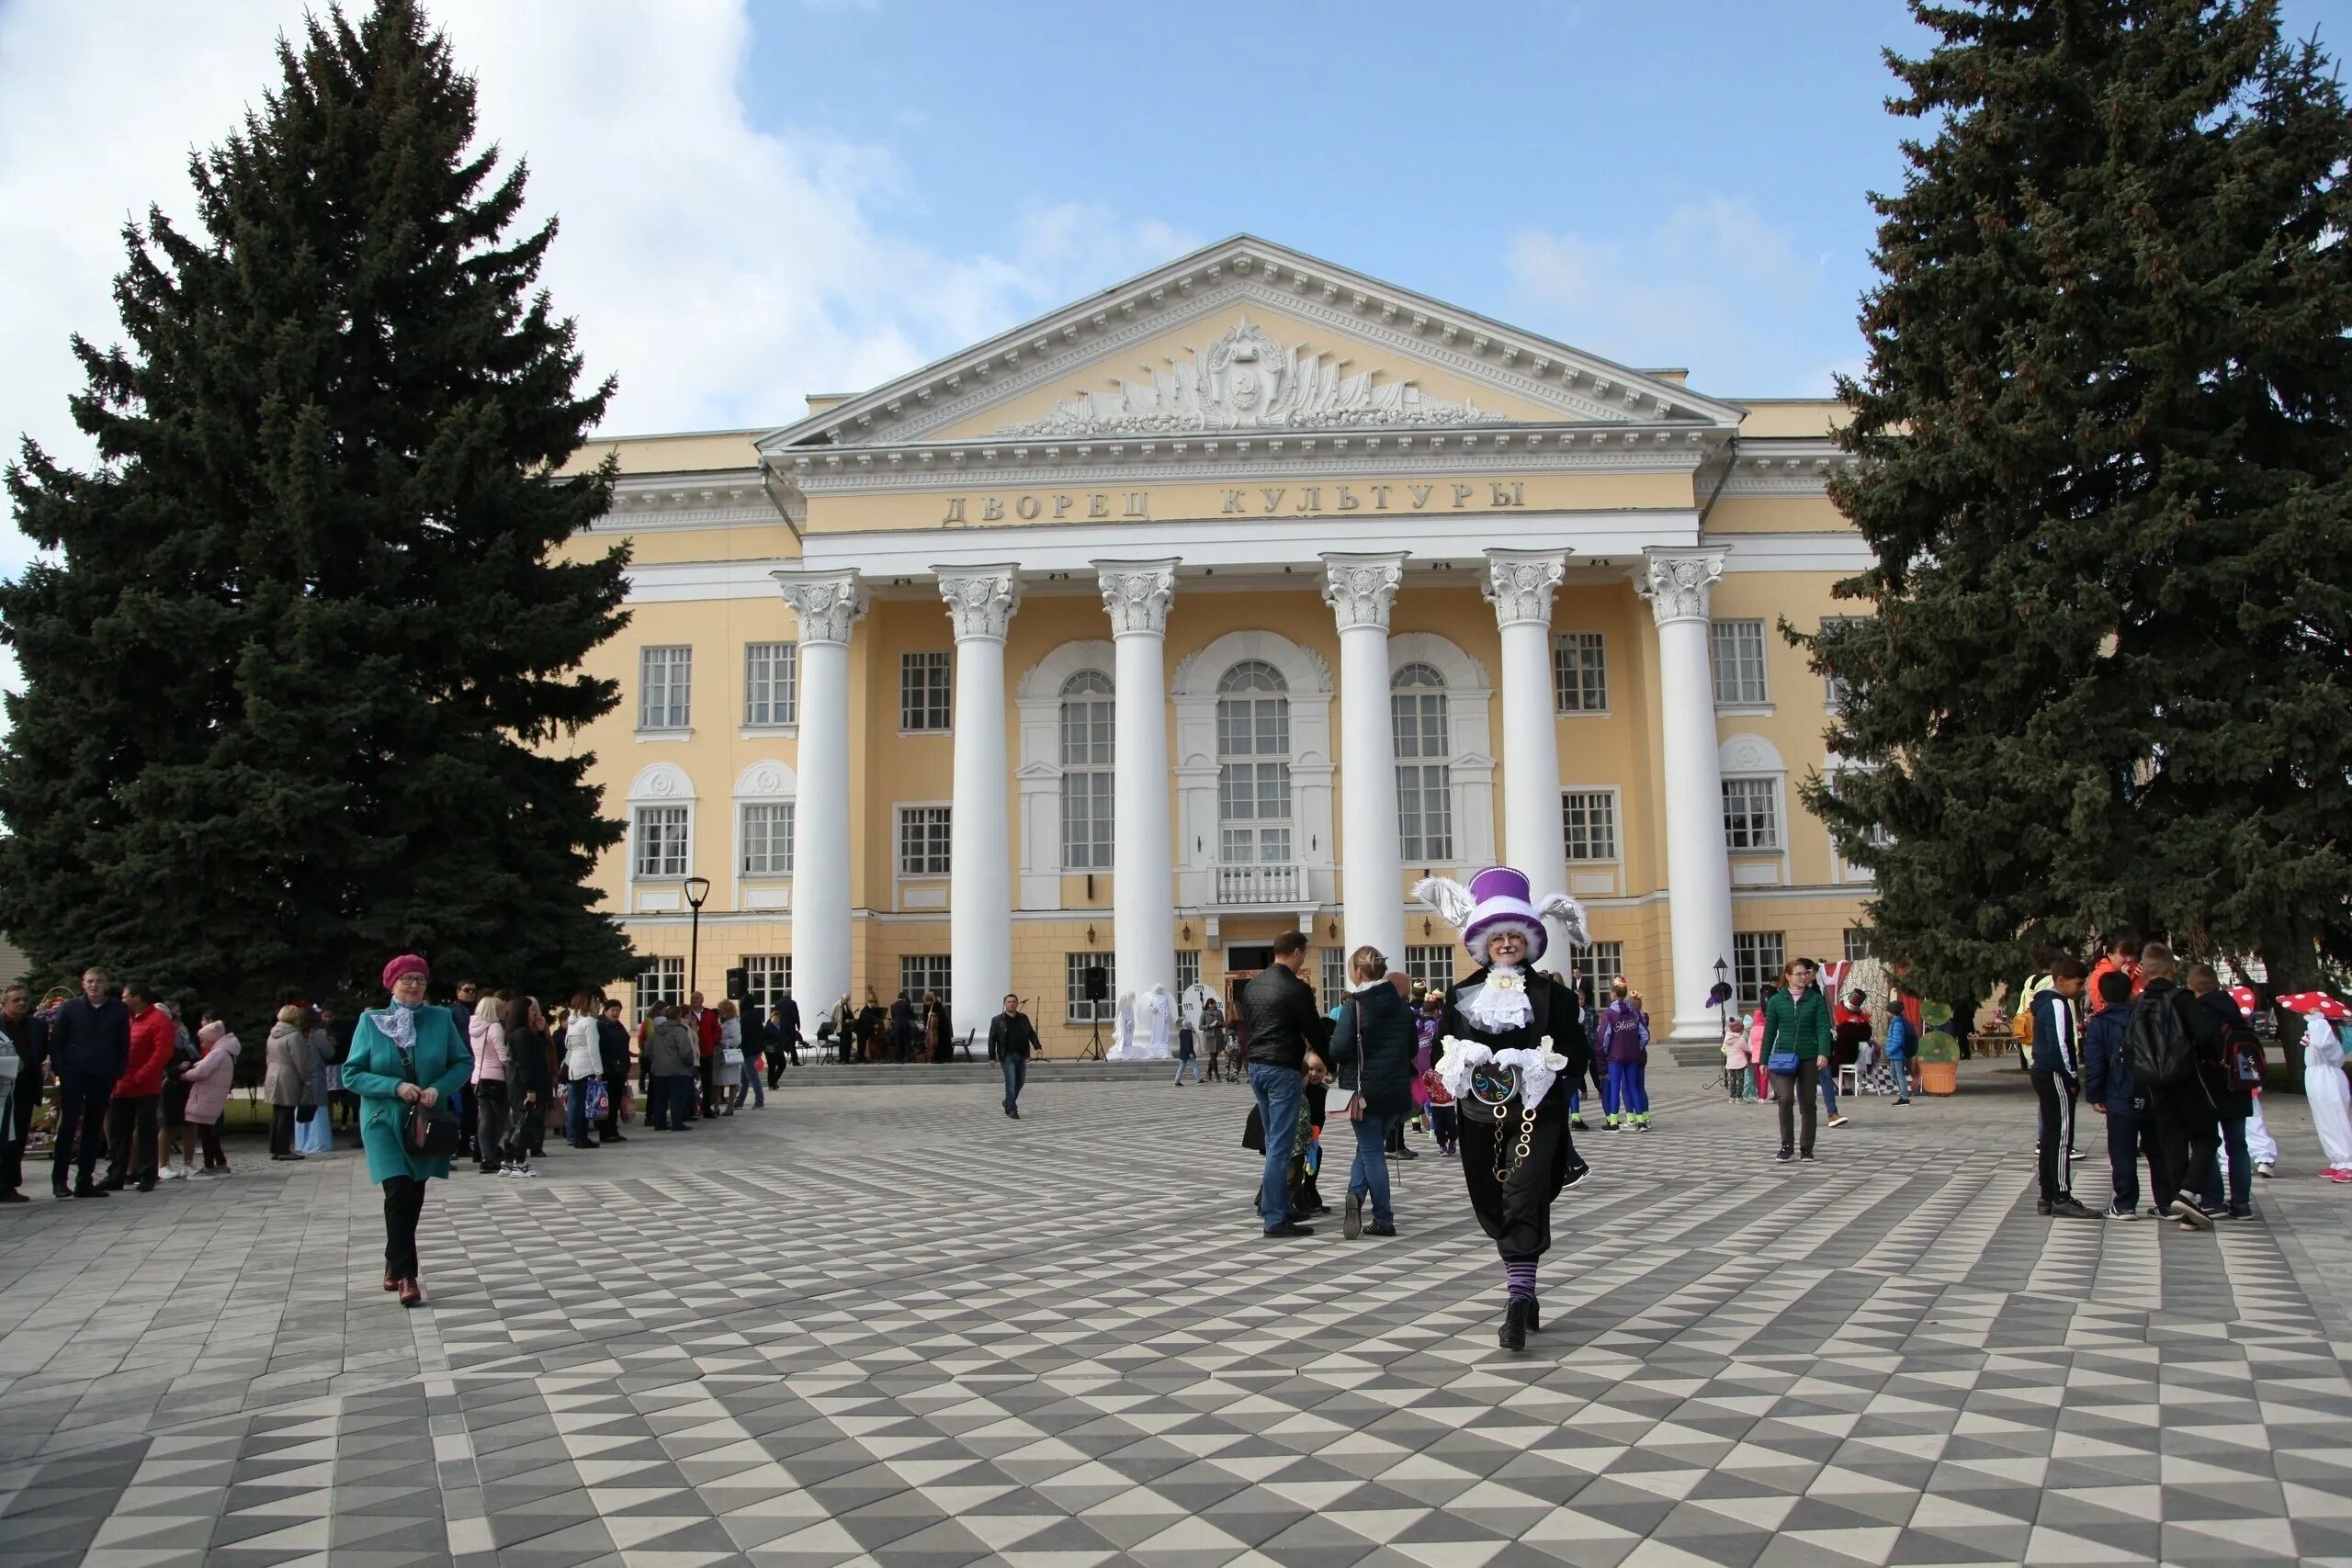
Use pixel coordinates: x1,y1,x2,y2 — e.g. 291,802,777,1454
0,0,635,1026
1804,0,2352,998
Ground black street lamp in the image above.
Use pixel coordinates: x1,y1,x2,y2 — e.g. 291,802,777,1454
684,876,712,1005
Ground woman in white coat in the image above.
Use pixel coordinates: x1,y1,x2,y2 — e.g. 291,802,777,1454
561,992,605,1149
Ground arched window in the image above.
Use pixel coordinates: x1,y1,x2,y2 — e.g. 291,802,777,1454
1392,662,1453,861
1058,671,1114,869
1217,660,1291,865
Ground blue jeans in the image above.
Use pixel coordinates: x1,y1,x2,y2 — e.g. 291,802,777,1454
732,1054,763,1109
1819,1070,1841,1117
1606,1060,1648,1118
1348,1111,1394,1227
1250,1064,1304,1230
1172,1056,1201,1084
2205,1114,2251,1211
1001,1052,1027,1112
1886,1053,1910,1100
565,1079,594,1145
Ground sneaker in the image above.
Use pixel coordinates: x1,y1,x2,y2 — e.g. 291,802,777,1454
2050,1196,2101,1220
2103,1203,2138,1220
1776,1148,1794,1164
2256,1163,2273,1179
1800,1150,1817,1162
2169,1194,2215,1228
2326,1168,2352,1184
1262,1221,1316,1238
1563,1162,1591,1190
2227,1207,2255,1220
1344,1194,1363,1240
1366,1224,1397,1237
1570,1115,1588,1131
198,1167,230,1180
1894,1095,1910,1105
1826,1115,1850,1128
157,1163,180,1181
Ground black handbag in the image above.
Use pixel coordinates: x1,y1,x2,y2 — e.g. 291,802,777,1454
396,1041,461,1157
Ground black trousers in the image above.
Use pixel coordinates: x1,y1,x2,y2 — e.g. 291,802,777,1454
51,1072,112,1189
2031,1068,2076,1201
105,1094,160,1184
269,1103,298,1158
474,1080,509,1171
1772,1060,1819,1155
696,1056,716,1116
2151,1087,2220,1205
382,1176,426,1280
1455,1098,1578,1262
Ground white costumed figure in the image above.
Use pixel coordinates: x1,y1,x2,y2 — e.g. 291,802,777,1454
1140,984,1177,1060
1110,991,1137,1060
2313,1018,2352,1180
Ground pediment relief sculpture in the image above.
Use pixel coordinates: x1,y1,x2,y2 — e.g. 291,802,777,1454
997,316,1509,437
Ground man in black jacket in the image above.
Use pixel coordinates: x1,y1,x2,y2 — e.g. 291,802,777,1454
0,986,49,1202
48,967,129,1199
595,999,633,1143
1243,931,1329,1238
2135,943,2225,1230
770,994,802,1083
989,994,1040,1118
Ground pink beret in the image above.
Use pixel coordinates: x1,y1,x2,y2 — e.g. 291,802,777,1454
381,953,430,990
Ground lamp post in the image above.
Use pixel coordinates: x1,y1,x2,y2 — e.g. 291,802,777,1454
684,876,712,1007
1713,955,1731,1030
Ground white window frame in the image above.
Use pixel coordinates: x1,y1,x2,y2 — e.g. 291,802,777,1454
1319,949,1346,1010
1561,788,1622,863
1405,944,1455,995
1216,660,1295,870
1058,670,1115,871
636,956,684,1022
631,804,691,880
897,804,952,878
1710,620,1771,712
743,641,798,731
1721,776,1782,854
1843,929,1875,963
1176,951,1202,994
1733,931,1786,1010
901,650,952,733
1551,631,1610,716
742,954,791,1016
1067,952,1115,1025
1392,663,1453,863
1576,941,1626,1008
739,801,793,876
1817,615,1863,717
639,645,694,733
900,954,952,1015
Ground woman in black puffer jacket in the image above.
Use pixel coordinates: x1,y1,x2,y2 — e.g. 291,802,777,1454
1328,945,1423,1240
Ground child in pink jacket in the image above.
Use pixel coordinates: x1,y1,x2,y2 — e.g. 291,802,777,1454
179,1018,241,1178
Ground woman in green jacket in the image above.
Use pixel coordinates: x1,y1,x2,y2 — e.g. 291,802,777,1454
1759,956,1833,1164
342,953,474,1306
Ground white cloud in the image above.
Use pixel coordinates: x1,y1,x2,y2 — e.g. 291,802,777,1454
0,0,1196,575
1506,197,1858,398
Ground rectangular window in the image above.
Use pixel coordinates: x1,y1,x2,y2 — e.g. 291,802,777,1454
1552,632,1609,713
1561,791,1620,862
898,806,951,876
1397,763,1453,862
901,650,951,731
636,955,684,1021
739,802,793,875
1843,928,1875,962
1320,949,1346,1010
1576,941,1627,1009
1818,616,1861,716
1734,931,1785,1009
742,954,791,1016
1722,778,1781,852
1406,944,1455,995
1710,620,1769,706
632,805,689,878
901,954,951,1015
744,641,798,727
1067,952,1114,1024
639,645,692,729
1061,773,1114,870
1176,951,1201,993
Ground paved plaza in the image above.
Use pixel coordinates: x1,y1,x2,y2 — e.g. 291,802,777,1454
3,1062,2351,1568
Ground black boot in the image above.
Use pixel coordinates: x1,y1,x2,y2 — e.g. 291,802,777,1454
1498,1295,1533,1352
1526,1296,1543,1334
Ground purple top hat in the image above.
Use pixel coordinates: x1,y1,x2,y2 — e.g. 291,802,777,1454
1463,865,1548,964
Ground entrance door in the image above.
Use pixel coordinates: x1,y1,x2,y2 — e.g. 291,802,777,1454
1225,945,1275,1020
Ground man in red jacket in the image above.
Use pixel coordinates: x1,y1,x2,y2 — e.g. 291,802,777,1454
105,983,175,1192
691,991,720,1118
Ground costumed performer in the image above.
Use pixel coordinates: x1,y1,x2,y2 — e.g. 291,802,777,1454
1418,865,1594,1350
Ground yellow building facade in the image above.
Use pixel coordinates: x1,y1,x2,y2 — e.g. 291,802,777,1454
555,237,1873,1052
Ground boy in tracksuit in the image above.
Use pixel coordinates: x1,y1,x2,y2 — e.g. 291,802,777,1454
2081,968,2162,1217
2030,956,2098,1218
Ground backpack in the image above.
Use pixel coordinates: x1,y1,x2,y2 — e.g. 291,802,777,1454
2224,1021,2266,1087
2125,992,2195,1089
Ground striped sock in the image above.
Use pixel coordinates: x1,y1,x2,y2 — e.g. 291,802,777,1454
1505,1260,1537,1299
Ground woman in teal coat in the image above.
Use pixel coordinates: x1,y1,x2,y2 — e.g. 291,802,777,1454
342,953,473,1306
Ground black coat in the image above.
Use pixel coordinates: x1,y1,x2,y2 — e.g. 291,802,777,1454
889,998,916,1052
1240,964,1324,1071
989,1011,1040,1059
1329,982,1419,1117
595,1017,632,1083
49,996,130,1081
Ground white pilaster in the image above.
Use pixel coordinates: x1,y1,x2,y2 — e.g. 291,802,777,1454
1639,547,1736,1043
772,568,867,1019
937,565,1021,1041
1323,552,1408,969
1485,548,1573,956
1094,558,1179,1002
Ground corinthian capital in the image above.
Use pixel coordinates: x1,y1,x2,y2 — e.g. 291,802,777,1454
1091,558,1179,638
1483,548,1570,628
1320,552,1408,633
933,563,1022,641
1636,547,1727,626
772,568,868,646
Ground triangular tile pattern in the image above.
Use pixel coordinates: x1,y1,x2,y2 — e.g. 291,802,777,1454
3,1066,2352,1566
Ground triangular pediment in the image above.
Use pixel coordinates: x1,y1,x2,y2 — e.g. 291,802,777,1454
757,235,1743,458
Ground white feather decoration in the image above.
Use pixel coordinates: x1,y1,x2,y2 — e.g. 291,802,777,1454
1534,892,1592,950
1414,875,1475,929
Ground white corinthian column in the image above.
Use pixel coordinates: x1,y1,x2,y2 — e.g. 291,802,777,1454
936,565,1021,1041
1638,547,1736,1043
1323,552,1408,970
772,568,866,1021
1485,548,1573,953
1092,558,1179,1006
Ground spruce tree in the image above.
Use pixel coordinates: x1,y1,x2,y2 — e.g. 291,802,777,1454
1803,0,2352,998
0,0,636,1027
